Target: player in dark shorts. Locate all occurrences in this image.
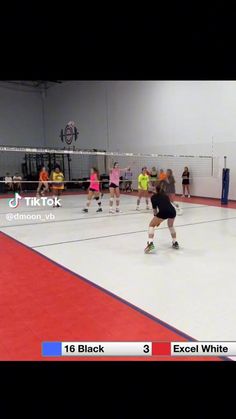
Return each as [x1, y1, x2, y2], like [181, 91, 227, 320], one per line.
[144, 183, 179, 253]
[182, 166, 190, 197]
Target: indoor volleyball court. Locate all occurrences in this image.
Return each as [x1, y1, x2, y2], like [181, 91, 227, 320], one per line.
[0, 146, 235, 361]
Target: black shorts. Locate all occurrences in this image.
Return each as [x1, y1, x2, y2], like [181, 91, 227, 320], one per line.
[89, 188, 99, 192]
[156, 209, 176, 219]
[109, 183, 119, 189]
[182, 180, 190, 185]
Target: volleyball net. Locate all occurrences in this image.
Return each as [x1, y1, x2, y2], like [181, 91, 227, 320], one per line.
[0, 146, 219, 193]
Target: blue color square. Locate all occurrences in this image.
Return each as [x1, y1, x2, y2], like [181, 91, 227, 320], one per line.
[42, 342, 62, 356]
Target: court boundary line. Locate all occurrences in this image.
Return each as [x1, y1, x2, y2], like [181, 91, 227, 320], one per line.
[31, 215, 236, 248]
[0, 230, 229, 361]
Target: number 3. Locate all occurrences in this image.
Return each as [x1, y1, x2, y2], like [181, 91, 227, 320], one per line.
[143, 344, 150, 353]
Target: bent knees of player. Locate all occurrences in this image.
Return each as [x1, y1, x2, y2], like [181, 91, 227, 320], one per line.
[149, 217, 162, 228]
[148, 218, 163, 239]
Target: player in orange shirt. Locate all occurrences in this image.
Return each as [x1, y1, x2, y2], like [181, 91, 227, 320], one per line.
[159, 169, 167, 181]
[36, 166, 49, 196]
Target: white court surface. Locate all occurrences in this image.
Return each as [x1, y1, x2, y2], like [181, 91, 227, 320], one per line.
[1, 193, 236, 344]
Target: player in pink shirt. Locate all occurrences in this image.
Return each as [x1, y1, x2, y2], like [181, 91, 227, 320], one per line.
[82, 168, 102, 213]
[109, 162, 129, 213]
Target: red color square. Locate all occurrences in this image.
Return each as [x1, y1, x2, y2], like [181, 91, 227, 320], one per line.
[152, 342, 171, 356]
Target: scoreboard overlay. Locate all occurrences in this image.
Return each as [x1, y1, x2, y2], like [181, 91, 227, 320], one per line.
[42, 341, 236, 357]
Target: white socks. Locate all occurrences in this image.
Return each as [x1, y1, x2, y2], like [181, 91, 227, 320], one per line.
[148, 226, 154, 236]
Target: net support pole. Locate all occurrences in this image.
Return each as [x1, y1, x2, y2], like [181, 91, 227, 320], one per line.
[221, 156, 230, 205]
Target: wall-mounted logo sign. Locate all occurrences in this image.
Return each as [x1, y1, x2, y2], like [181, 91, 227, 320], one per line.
[60, 121, 79, 145]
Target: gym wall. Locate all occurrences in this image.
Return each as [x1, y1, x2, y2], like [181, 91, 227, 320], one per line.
[43, 81, 108, 150]
[44, 80, 236, 200]
[0, 84, 45, 147]
[0, 83, 45, 177]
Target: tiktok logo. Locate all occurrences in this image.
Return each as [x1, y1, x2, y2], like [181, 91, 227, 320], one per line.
[9, 193, 22, 209]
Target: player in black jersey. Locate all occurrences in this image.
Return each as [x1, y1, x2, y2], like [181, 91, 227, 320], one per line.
[144, 183, 179, 253]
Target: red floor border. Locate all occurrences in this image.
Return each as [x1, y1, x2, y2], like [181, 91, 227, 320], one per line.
[0, 231, 228, 361]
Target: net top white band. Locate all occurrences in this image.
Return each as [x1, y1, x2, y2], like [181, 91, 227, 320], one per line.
[0, 145, 213, 159]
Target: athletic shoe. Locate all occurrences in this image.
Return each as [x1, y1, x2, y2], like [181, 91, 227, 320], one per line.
[172, 241, 179, 249]
[96, 208, 102, 212]
[116, 208, 120, 213]
[146, 207, 150, 210]
[188, 195, 191, 198]
[109, 209, 115, 214]
[144, 242, 155, 253]
[82, 208, 88, 213]
[136, 207, 140, 211]
[181, 195, 185, 197]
